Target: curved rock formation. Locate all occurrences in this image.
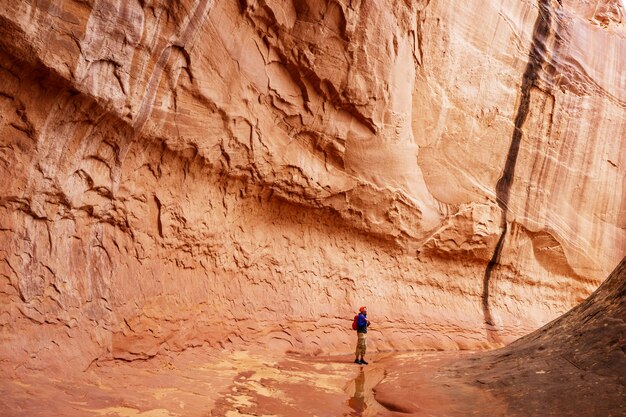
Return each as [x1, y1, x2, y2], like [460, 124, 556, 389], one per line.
[374, 255, 626, 416]
[463, 254, 626, 415]
[0, 0, 624, 374]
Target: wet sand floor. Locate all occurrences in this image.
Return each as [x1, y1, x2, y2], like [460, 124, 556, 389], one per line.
[0, 348, 499, 417]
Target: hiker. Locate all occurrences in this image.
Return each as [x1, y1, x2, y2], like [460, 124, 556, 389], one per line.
[354, 306, 370, 365]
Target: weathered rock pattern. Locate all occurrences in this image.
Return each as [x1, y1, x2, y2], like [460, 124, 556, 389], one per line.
[462, 254, 626, 416]
[374, 255, 626, 416]
[0, 0, 624, 373]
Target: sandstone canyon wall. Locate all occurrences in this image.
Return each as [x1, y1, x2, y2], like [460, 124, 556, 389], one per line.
[0, 0, 624, 374]
[468, 253, 626, 415]
[372, 255, 626, 416]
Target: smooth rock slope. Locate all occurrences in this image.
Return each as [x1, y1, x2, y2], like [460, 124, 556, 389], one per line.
[374, 255, 626, 416]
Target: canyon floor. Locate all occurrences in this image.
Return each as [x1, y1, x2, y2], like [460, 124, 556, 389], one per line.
[0, 348, 493, 417]
[2, 346, 623, 417]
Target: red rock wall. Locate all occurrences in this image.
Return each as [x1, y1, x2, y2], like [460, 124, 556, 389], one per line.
[0, 0, 624, 373]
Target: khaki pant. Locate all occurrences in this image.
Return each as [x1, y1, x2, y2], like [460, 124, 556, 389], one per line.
[355, 332, 367, 357]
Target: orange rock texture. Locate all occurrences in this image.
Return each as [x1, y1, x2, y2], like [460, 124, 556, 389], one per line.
[373, 256, 626, 416]
[0, 0, 624, 373]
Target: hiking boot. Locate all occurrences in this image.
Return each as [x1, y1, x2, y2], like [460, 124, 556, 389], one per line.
[359, 359, 368, 365]
[354, 359, 361, 364]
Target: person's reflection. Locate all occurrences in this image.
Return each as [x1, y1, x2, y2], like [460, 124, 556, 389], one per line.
[348, 367, 366, 415]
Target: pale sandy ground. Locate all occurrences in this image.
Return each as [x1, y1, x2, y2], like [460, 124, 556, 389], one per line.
[1, 347, 494, 417]
[1, 347, 395, 417]
[5, 346, 618, 417]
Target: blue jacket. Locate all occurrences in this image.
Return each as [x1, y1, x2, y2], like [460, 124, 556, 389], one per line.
[357, 313, 368, 333]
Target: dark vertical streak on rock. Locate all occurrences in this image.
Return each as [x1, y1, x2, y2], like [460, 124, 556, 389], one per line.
[481, 0, 556, 343]
[154, 195, 163, 238]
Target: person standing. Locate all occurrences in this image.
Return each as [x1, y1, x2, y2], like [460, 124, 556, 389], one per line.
[355, 306, 370, 364]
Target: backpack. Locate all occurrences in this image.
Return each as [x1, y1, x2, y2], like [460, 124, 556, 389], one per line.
[352, 314, 358, 330]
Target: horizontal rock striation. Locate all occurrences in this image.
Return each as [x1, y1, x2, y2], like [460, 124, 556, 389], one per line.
[452, 254, 626, 416]
[0, 0, 624, 373]
[372, 255, 626, 416]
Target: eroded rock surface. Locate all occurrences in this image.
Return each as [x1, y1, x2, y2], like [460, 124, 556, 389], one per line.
[374, 255, 626, 416]
[0, 0, 624, 374]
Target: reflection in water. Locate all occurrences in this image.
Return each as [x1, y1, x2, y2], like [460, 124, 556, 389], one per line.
[348, 368, 366, 415]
